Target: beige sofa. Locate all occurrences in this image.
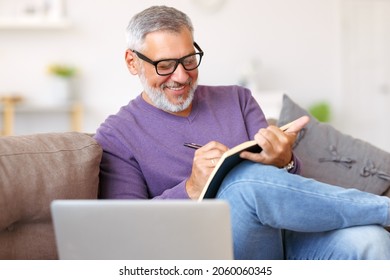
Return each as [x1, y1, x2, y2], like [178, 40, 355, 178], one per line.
[0, 132, 102, 259]
[1, 94, 389, 260]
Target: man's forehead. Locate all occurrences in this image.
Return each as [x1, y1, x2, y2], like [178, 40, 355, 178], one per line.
[142, 30, 195, 58]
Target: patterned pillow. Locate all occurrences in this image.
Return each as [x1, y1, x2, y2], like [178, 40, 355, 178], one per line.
[277, 94, 390, 196]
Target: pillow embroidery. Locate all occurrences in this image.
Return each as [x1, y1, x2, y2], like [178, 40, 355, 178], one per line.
[361, 161, 390, 181]
[319, 145, 356, 169]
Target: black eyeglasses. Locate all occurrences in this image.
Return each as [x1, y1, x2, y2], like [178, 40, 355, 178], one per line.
[132, 42, 204, 76]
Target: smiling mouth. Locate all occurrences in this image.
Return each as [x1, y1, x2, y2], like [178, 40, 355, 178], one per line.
[162, 79, 192, 91]
[166, 84, 186, 91]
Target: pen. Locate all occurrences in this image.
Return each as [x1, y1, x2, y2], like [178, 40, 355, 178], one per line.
[184, 143, 203, 150]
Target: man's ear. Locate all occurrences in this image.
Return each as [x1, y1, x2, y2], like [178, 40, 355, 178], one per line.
[125, 49, 139, 75]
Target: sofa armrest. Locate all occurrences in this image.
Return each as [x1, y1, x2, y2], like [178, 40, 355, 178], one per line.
[0, 132, 102, 259]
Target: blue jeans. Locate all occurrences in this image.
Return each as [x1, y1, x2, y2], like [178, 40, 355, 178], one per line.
[216, 161, 390, 259]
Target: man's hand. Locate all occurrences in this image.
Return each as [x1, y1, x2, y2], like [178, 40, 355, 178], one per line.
[186, 141, 228, 199]
[240, 116, 310, 167]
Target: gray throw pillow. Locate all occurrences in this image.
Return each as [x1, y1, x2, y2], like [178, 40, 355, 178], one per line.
[277, 94, 390, 196]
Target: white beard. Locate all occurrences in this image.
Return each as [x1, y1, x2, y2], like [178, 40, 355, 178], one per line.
[139, 72, 197, 113]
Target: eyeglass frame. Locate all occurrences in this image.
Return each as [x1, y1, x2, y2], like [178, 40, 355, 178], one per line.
[131, 42, 204, 76]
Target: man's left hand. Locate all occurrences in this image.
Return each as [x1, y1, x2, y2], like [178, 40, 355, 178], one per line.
[240, 116, 309, 167]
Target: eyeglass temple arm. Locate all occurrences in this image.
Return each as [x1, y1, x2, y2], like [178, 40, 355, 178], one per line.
[193, 42, 203, 54]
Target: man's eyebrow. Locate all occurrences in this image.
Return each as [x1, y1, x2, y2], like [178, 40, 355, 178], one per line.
[154, 49, 197, 61]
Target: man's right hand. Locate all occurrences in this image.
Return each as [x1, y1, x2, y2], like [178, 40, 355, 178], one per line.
[185, 141, 228, 199]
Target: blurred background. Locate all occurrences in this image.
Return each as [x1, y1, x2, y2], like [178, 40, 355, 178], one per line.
[0, 0, 389, 151]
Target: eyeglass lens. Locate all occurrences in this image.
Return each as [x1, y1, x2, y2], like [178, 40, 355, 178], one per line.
[156, 53, 202, 75]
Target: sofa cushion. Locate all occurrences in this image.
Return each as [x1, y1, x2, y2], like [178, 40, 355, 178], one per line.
[0, 132, 102, 259]
[277, 94, 390, 196]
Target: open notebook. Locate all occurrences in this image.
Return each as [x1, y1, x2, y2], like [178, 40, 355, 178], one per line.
[51, 199, 233, 260]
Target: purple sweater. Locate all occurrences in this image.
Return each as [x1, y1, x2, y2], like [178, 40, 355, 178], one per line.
[94, 85, 300, 199]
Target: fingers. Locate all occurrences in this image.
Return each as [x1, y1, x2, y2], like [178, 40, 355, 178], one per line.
[240, 117, 307, 166]
[240, 127, 289, 166]
[282, 115, 310, 133]
[240, 149, 265, 163]
[255, 115, 310, 153]
[195, 141, 228, 167]
[255, 126, 289, 153]
[186, 141, 229, 199]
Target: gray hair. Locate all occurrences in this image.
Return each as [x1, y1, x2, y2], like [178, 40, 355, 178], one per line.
[126, 6, 194, 51]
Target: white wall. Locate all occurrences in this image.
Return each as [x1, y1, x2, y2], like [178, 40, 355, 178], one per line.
[0, 0, 342, 133]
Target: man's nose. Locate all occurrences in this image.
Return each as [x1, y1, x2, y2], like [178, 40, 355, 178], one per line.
[170, 63, 190, 82]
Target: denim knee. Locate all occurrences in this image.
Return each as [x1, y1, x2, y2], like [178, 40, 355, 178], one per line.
[285, 225, 390, 260]
[335, 225, 390, 260]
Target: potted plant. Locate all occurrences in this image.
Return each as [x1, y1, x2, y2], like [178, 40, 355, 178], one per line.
[46, 64, 77, 105]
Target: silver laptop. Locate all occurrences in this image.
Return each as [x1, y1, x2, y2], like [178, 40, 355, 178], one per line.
[51, 199, 233, 260]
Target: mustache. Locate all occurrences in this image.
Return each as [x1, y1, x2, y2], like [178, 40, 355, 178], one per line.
[161, 78, 192, 89]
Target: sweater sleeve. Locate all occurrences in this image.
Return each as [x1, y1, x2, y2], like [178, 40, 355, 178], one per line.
[94, 124, 190, 200]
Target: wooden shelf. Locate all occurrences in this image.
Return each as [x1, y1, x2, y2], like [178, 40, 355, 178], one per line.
[0, 97, 83, 135]
[0, 17, 71, 30]
[13, 103, 78, 113]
